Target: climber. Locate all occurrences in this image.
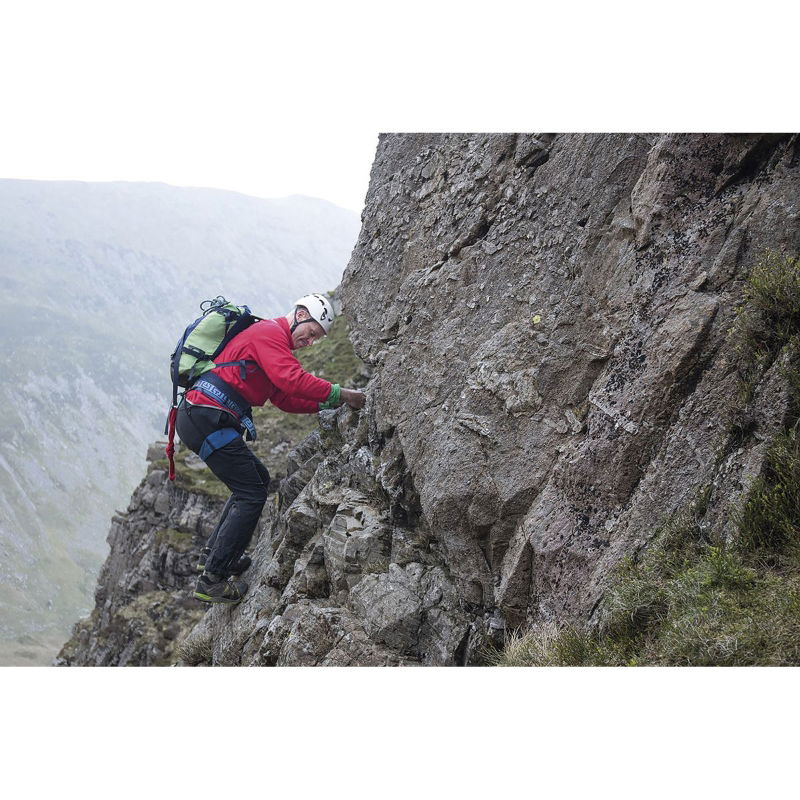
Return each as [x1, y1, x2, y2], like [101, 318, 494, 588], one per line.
[175, 293, 366, 605]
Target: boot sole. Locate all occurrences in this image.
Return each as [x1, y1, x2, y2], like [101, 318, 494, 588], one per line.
[193, 591, 244, 605]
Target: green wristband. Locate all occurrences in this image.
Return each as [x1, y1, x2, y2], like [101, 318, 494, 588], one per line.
[318, 383, 341, 410]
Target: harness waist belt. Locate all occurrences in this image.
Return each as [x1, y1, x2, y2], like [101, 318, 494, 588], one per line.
[192, 374, 257, 442]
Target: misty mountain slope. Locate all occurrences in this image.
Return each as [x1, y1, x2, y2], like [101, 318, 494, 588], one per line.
[0, 179, 359, 664]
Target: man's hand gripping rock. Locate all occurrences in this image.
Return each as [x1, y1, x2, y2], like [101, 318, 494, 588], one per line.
[340, 388, 366, 409]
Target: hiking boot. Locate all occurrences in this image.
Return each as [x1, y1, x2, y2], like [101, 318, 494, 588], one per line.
[196, 548, 252, 575]
[193, 572, 249, 605]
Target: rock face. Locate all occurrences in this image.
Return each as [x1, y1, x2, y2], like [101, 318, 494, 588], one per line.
[177, 411, 467, 666]
[341, 133, 800, 639]
[61, 133, 800, 665]
[56, 457, 225, 666]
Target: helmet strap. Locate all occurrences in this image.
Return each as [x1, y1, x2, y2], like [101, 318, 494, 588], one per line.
[290, 308, 304, 333]
[290, 306, 322, 335]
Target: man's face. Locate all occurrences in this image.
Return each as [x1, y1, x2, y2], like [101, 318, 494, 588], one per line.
[292, 319, 326, 349]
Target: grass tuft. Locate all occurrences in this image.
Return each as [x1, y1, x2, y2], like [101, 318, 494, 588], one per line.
[735, 427, 800, 563]
[729, 251, 800, 409]
[743, 250, 800, 329]
[490, 529, 800, 666]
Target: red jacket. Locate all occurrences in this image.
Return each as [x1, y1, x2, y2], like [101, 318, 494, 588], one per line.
[185, 316, 331, 414]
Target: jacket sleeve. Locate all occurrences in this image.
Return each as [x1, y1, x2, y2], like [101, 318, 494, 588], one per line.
[252, 321, 332, 403]
[269, 387, 321, 414]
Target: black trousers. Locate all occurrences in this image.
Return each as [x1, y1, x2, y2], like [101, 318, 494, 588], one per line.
[175, 401, 270, 577]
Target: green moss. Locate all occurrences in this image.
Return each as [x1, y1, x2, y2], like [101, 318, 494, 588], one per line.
[147, 450, 228, 499]
[170, 447, 229, 500]
[154, 528, 194, 553]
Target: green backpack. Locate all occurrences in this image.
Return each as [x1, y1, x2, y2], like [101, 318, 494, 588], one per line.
[169, 296, 261, 396]
[164, 297, 261, 478]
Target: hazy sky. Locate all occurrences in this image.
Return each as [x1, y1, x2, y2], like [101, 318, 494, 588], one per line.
[0, 3, 382, 214]
[0, 2, 792, 219]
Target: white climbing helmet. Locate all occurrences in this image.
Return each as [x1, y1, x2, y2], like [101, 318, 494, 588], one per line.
[293, 293, 335, 334]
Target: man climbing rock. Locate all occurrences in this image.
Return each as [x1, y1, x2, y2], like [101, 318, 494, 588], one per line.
[175, 294, 366, 605]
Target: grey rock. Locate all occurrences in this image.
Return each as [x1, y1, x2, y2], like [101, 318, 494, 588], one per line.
[350, 563, 426, 653]
[323, 489, 391, 591]
[341, 132, 800, 629]
[146, 442, 168, 462]
[349, 563, 469, 664]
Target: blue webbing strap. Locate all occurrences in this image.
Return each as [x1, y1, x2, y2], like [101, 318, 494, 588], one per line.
[192, 375, 258, 442]
[240, 416, 257, 442]
[199, 427, 241, 462]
